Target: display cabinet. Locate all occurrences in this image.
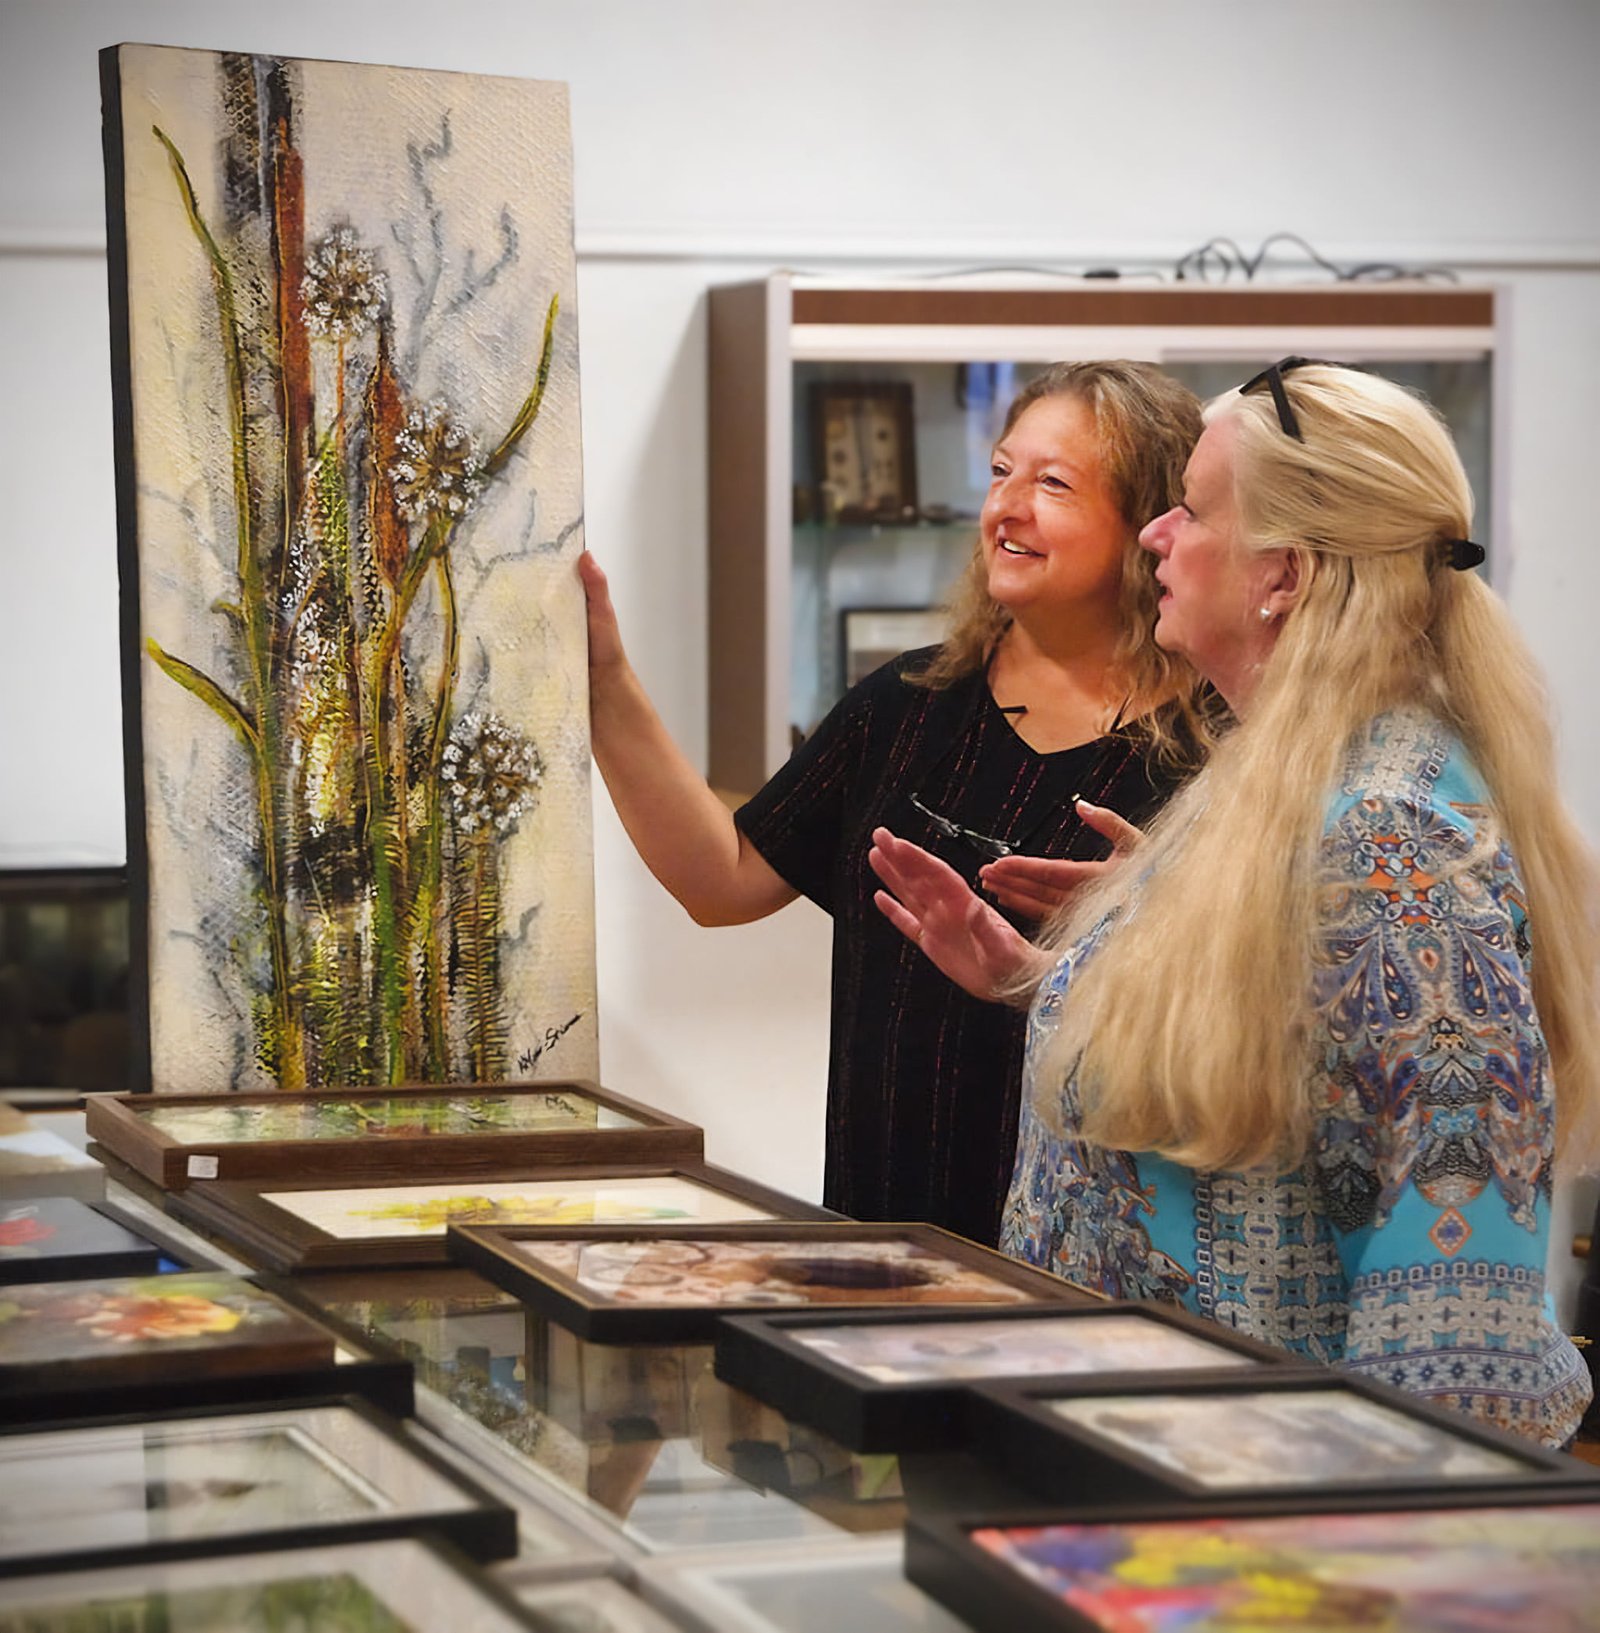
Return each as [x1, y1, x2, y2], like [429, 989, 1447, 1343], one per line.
[707, 277, 1500, 793]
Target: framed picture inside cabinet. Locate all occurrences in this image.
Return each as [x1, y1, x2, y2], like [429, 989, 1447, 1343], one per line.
[170, 1161, 837, 1272]
[808, 381, 918, 523]
[840, 607, 945, 691]
[0, 1269, 412, 1424]
[85, 1080, 702, 1189]
[713, 1300, 1294, 1453]
[0, 1395, 517, 1576]
[445, 1220, 1092, 1343]
[0, 1533, 536, 1629]
[905, 1494, 1600, 1633]
[964, 1370, 1600, 1509]
[0, 1196, 162, 1284]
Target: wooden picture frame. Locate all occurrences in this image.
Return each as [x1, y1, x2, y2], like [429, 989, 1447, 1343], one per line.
[168, 1160, 839, 1272]
[964, 1368, 1600, 1508]
[0, 1195, 162, 1285]
[0, 1268, 413, 1424]
[808, 381, 918, 523]
[445, 1220, 1093, 1343]
[0, 1101, 107, 1203]
[905, 1491, 1600, 1633]
[0, 1533, 538, 1630]
[840, 606, 945, 691]
[0, 1394, 517, 1576]
[712, 1301, 1296, 1453]
[85, 1079, 702, 1189]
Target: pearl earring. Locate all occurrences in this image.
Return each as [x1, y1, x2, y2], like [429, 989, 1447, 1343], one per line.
[1258, 605, 1274, 623]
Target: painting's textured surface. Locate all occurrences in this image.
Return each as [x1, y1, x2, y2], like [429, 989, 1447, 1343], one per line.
[107, 44, 596, 1091]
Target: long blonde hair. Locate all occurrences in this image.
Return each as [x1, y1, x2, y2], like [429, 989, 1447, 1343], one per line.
[913, 360, 1212, 761]
[1035, 365, 1600, 1171]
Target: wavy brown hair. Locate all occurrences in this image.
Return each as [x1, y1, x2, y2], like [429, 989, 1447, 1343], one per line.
[910, 360, 1210, 757]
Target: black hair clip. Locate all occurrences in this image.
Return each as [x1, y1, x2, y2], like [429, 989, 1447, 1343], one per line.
[1445, 537, 1486, 571]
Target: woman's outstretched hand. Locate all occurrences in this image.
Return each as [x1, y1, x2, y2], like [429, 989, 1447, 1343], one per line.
[869, 827, 1051, 1004]
[976, 799, 1144, 921]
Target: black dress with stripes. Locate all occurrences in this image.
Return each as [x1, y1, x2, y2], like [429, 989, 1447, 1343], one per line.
[736, 648, 1188, 1246]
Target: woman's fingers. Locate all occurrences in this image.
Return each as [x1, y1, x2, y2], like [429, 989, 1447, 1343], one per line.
[578, 550, 626, 670]
[1075, 798, 1144, 853]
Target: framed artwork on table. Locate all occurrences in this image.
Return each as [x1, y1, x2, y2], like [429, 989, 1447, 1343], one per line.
[445, 1221, 1092, 1343]
[839, 607, 945, 691]
[0, 1196, 162, 1284]
[808, 381, 918, 523]
[169, 1161, 836, 1272]
[0, 1395, 516, 1575]
[0, 1269, 413, 1424]
[713, 1301, 1295, 1453]
[905, 1495, 1600, 1633]
[0, 1534, 536, 1629]
[964, 1370, 1600, 1508]
[85, 1080, 702, 1189]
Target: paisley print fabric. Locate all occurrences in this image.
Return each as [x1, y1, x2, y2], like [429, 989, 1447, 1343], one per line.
[1000, 708, 1591, 1445]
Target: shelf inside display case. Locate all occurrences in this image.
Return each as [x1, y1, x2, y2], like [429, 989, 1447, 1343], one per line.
[709, 277, 1500, 794]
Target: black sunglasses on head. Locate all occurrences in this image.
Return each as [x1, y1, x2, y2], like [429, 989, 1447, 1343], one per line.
[1236, 355, 1339, 441]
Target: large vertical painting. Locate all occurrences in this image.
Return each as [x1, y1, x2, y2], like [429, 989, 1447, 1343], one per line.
[101, 44, 598, 1092]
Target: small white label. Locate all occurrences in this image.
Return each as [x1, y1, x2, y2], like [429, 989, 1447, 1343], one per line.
[187, 1154, 220, 1179]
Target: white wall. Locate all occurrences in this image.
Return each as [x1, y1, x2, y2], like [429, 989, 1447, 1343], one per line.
[2, 0, 1597, 1307]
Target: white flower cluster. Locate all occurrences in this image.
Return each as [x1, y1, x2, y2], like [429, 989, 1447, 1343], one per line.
[443, 712, 544, 837]
[301, 225, 387, 341]
[391, 400, 486, 522]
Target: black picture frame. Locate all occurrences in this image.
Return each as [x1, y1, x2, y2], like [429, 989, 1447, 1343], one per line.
[964, 1367, 1600, 1508]
[168, 1160, 840, 1272]
[905, 1489, 1600, 1633]
[0, 1393, 518, 1577]
[0, 1195, 162, 1285]
[713, 1300, 1298, 1453]
[0, 1268, 412, 1425]
[446, 1220, 1094, 1344]
[808, 380, 918, 523]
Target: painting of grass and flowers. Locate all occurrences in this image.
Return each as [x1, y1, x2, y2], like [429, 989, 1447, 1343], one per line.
[102, 43, 597, 1093]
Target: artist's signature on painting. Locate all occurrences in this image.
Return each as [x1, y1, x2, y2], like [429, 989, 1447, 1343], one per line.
[518, 1014, 582, 1074]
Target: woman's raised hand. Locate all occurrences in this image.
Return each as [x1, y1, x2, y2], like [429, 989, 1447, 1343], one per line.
[578, 549, 627, 676]
[977, 799, 1144, 920]
[869, 827, 1051, 1003]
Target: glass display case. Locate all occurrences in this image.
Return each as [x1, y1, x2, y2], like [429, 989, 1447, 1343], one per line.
[708, 278, 1500, 793]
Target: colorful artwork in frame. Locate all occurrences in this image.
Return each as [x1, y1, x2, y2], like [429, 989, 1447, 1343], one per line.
[0, 1271, 332, 1392]
[0, 1400, 515, 1572]
[1045, 1387, 1530, 1489]
[101, 43, 597, 1093]
[0, 1535, 535, 1632]
[0, 1197, 161, 1284]
[961, 1504, 1600, 1632]
[264, 1174, 778, 1238]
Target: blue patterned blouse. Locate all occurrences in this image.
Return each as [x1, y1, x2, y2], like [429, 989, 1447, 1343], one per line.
[1000, 707, 1592, 1446]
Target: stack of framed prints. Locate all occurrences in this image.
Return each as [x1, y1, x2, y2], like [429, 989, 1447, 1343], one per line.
[168, 1161, 835, 1272]
[0, 1396, 516, 1575]
[0, 1196, 162, 1283]
[446, 1221, 1093, 1342]
[962, 1370, 1600, 1507]
[905, 1495, 1600, 1632]
[85, 1080, 703, 1189]
[0, 1269, 412, 1422]
[0, 1535, 538, 1630]
[713, 1302, 1295, 1452]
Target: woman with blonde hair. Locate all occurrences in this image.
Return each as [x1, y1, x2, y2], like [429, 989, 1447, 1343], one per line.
[582, 361, 1210, 1244]
[872, 359, 1600, 1442]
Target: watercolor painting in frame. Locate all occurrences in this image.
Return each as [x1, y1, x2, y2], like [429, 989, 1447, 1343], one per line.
[102, 42, 597, 1094]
